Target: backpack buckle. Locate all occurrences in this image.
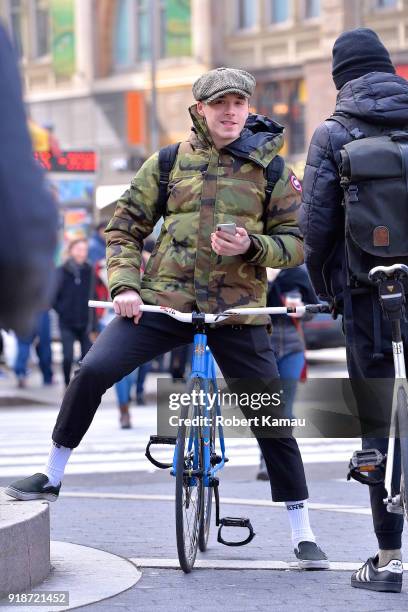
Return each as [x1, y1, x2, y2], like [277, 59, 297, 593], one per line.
[347, 185, 359, 203]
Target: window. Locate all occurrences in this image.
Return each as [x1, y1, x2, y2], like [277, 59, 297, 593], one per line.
[255, 79, 305, 156]
[270, 0, 290, 24]
[159, 0, 166, 59]
[114, 0, 132, 67]
[10, 0, 23, 58]
[376, 0, 397, 7]
[112, 0, 192, 68]
[305, 0, 320, 19]
[34, 0, 50, 58]
[237, 0, 257, 30]
[136, 0, 150, 61]
[162, 0, 192, 58]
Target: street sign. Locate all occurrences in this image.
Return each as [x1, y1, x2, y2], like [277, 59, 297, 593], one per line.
[34, 150, 97, 173]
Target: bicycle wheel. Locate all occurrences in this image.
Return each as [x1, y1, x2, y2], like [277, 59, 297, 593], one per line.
[175, 377, 204, 572]
[397, 386, 408, 522]
[198, 379, 216, 552]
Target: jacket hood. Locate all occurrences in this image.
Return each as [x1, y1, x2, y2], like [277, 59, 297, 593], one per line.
[188, 104, 284, 168]
[335, 72, 408, 125]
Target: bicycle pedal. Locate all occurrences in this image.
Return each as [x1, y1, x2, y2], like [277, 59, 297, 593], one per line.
[347, 449, 386, 486]
[145, 435, 176, 469]
[386, 494, 404, 515]
[220, 517, 250, 528]
[149, 435, 176, 445]
[387, 503, 404, 515]
[217, 516, 255, 547]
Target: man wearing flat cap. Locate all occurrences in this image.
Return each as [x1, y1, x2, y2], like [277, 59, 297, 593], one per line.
[6, 67, 328, 569]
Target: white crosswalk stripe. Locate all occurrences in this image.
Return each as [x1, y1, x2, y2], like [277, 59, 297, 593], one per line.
[0, 404, 359, 477]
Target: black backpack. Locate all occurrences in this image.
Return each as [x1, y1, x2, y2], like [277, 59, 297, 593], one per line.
[330, 114, 408, 286]
[157, 142, 285, 221]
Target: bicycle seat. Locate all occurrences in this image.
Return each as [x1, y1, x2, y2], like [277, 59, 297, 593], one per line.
[368, 264, 408, 284]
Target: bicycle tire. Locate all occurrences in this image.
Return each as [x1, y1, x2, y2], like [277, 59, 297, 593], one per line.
[397, 385, 408, 522]
[175, 377, 204, 572]
[198, 379, 216, 552]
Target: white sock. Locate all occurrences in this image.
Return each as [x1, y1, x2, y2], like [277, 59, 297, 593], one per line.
[285, 499, 316, 549]
[44, 442, 72, 486]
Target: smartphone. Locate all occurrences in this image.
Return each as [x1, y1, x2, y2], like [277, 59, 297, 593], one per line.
[216, 223, 236, 235]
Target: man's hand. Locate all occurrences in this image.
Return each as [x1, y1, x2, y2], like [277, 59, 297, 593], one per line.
[113, 289, 144, 324]
[211, 227, 251, 256]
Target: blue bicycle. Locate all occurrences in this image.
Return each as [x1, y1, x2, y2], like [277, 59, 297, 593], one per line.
[144, 309, 257, 572]
[90, 301, 327, 573]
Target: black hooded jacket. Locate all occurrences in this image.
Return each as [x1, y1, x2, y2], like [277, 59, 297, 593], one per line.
[53, 259, 95, 329]
[299, 72, 408, 302]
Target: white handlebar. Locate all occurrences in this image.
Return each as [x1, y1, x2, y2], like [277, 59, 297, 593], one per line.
[87, 300, 325, 323]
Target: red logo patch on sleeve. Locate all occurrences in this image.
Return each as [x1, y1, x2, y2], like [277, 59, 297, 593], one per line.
[290, 174, 302, 193]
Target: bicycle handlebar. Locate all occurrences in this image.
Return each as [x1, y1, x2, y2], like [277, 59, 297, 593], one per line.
[88, 300, 330, 323]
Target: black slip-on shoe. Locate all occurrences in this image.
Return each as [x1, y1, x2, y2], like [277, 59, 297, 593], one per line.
[294, 541, 330, 570]
[351, 555, 403, 593]
[5, 473, 61, 502]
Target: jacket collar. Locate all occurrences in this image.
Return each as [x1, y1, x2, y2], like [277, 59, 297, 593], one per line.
[335, 72, 408, 125]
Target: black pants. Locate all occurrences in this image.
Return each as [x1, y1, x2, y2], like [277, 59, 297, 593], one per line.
[59, 324, 92, 386]
[53, 313, 308, 502]
[344, 290, 405, 550]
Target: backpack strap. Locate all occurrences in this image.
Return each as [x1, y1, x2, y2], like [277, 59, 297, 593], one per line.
[264, 154, 285, 208]
[328, 113, 393, 139]
[157, 142, 180, 219]
[328, 114, 366, 139]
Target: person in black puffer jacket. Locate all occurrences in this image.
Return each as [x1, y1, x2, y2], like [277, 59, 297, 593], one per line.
[257, 265, 318, 480]
[54, 239, 96, 386]
[300, 28, 407, 592]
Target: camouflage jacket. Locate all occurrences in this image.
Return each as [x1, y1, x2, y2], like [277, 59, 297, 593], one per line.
[105, 105, 304, 325]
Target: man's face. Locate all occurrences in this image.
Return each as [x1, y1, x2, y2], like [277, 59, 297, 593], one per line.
[70, 240, 88, 264]
[197, 94, 249, 148]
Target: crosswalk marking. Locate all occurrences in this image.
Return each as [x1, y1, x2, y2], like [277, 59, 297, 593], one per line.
[0, 404, 359, 477]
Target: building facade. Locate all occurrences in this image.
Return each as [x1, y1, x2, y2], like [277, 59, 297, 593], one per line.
[1, 0, 219, 219]
[221, 0, 408, 176]
[2, 0, 408, 221]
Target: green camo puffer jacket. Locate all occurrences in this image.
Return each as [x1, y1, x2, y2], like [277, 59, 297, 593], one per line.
[105, 105, 304, 325]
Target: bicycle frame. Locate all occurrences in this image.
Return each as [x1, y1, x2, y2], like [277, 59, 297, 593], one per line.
[368, 265, 408, 512]
[384, 320, 408, 507]
[170, 332, 227, 488]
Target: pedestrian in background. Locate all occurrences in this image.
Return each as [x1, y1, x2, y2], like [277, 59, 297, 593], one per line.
[257, 266, 318, 480]
[14, 310, 53, 388]
[53, 238, 96, 387]
[88, 221, 108, 265]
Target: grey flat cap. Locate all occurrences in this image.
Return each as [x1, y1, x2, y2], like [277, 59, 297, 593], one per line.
[192, 67, 256, 103]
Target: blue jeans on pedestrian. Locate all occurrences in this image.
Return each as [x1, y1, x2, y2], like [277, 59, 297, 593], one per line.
[115, 369, 138, 405]
[14, 311, 53, 384]
[277, 351, 305, 419]
[136, 362, 151, 397]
